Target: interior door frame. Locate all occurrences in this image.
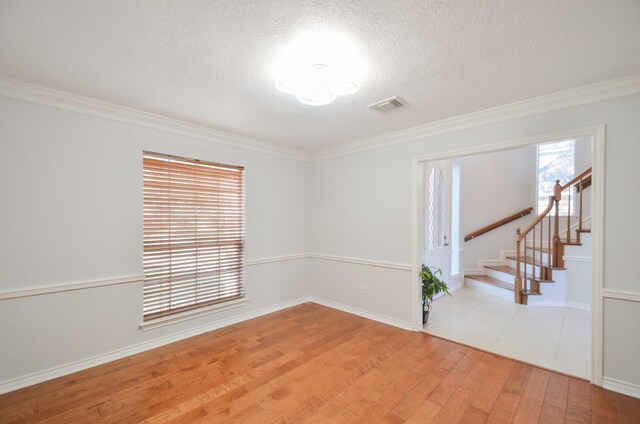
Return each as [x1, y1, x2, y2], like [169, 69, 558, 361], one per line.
[410, 125, 605, 386]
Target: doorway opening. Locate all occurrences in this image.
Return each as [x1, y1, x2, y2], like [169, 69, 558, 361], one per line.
[412, 127, 603, 382]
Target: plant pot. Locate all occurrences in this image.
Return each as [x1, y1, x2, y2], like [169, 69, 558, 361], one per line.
[422, 310, 430, 325]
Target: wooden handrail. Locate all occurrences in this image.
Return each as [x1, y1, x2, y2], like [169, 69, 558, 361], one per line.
[515, 199, 554, 242]
[465, 207, 533, 242]
[561, 167, 592, 190]
[575, 175, 591, 193]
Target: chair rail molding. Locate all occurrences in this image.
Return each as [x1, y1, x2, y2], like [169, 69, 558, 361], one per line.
[308, 253, 411, 271]
[602, 289, 640, 303]
[0, 253, 411, 301]
[0, 274, 144, 300]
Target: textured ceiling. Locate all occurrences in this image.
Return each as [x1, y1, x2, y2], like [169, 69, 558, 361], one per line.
[1, 0, 640, 152]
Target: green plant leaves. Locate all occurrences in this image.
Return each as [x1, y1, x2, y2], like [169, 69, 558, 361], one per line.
[420, 264, 451, 312]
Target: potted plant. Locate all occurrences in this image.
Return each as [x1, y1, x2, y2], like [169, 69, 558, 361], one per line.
[420, 265, 451, 325]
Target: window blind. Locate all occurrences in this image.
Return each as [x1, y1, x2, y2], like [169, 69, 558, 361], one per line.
[143, 151, 245, 321]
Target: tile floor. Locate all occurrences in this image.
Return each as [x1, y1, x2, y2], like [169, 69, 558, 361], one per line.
[423, 286, 591, 379]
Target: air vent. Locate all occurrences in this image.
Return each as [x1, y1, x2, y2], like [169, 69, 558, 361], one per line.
[368, 96, 405, 112]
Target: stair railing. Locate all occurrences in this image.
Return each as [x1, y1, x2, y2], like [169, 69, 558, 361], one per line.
[514, 167, 592, 304]
[464, 207, 533, 242]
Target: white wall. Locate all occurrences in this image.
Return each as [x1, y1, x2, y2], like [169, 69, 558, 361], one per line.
[454, 147, 536, 269]
[309, 93, 640, 391]
[0, 96, 310, 388]
[309, 148, 415, 326]
[2, 90, 640, 397]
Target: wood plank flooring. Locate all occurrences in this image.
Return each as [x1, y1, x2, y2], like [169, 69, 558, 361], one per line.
[1, 303, 638, 423]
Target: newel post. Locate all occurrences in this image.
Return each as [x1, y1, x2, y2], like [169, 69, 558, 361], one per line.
[514, 228, 522, 304]
[552, 179, 561, 268]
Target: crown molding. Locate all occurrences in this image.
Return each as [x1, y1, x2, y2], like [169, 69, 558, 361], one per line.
[3, 73, 640, 162]
[0, 77, 310, 161]
[311, 73, 640, 160]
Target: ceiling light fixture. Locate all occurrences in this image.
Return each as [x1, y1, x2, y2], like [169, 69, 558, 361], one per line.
[274, 30, 365, 106]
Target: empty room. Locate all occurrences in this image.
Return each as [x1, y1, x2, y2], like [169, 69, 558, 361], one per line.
[1, 1, 640, 423]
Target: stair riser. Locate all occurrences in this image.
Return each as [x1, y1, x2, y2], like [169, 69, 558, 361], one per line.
[506, 253, 553, 267]
[525, 247, 554, 259]
[504, 258, 547, 275]
[528, 280, 541, 294]
[483, 267, 515, 282]
[464, 277, 514, 302]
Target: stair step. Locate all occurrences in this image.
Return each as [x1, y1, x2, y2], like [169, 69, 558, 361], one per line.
[465, 274, 514, 291]
[520, 290, 543, 296]
[485, 265, 551, 283]
[561, 241, 582, 246]
[485, 265, 517, 276]
[576, 228, 591, 233]
[505, 256, 565, 270]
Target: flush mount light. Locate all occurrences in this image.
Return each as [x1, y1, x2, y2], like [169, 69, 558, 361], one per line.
[274, 30, 365, 106]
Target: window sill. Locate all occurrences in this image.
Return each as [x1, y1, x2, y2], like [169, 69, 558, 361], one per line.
[139, 297, 249, 331]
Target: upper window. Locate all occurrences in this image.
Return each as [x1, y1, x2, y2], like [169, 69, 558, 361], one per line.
[536, 140, 575, 215]
[143, 152, 245, 321]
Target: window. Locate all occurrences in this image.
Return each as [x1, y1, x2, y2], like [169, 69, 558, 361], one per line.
[427, 167, 445, 250]
[143, 151, 245, 321]
[536, 140, 575, 215]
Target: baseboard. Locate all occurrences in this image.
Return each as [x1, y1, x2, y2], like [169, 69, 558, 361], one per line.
[308, 296, 413, 331]
[526, 299, 591, 310]
[0, 296, 311, 395]
[603, 377, 640, 399]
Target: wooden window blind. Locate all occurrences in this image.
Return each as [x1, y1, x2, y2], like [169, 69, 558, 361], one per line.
[143, 151, 245, 321]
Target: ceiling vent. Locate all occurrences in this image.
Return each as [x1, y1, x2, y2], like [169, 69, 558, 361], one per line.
[368, 96, 405, 112]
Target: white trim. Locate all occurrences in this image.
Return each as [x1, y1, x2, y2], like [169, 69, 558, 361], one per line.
[246, 254, 308, 266]
[139, 297, 250, 331]
[412, 126, 604, 163]
[309, 253, 411, 271]
[0, 296, 311, 395]
[309, 296, 413, 331]
[602, 289, 640, 303]
[563, 255, 591, 263]
[603, 377, 640, 400]
[0, 77, 309, 161]
[2, 74, 638, 163]
[411, 125, 605, 385]
[314, 74, 640, 160]
[0, 254, 408, 301]
[0, 274, 144, 300]
[410, 159, 420, 330]
[591, 126, 605, 386]
[525, 299, 591, 310]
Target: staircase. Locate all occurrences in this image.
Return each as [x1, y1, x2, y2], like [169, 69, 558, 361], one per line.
[464, 167, 592, 305]
[465, 227, 591, 303]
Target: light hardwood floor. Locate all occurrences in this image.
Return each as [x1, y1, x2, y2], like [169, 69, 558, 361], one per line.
[0, 303, 638, 423]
